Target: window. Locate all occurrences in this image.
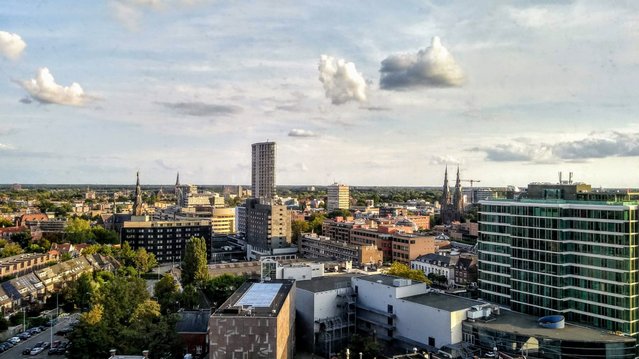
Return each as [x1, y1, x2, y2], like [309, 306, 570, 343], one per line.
[387, 304, 393, 314]
[428, 337, 435, 347]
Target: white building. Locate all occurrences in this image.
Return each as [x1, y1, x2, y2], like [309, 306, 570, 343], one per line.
[411, 253, 457, 287]
[352, 274, 483, 351]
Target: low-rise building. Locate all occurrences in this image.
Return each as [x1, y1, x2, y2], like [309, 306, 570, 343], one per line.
[0, 252, 58, 280]
[390, 233, 435, 265]
[411, 253, 457, 287]
[176, 310, 210, 359]
[209, 280, 296, 359]
[3, 272, 46, 305]
[300, 233, 383, 266]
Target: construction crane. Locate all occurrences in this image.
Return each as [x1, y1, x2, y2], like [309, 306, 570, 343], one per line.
[461, 179, 481, 204]
[461, 179, 481, 188]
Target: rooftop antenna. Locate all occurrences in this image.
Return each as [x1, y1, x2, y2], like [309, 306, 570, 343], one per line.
[569, 172, 573, 184]
[558, 171, 562, 184]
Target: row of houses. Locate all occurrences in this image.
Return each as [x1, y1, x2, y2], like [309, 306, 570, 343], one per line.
[0, 253, 119, 313]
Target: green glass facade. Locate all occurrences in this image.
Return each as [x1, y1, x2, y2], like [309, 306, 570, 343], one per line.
[479, 200, 639, 336]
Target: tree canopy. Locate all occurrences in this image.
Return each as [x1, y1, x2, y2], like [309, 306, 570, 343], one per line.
[67, 274, 180, 359]
[181, 237, 208, 287]
[386, 262, 431, 285]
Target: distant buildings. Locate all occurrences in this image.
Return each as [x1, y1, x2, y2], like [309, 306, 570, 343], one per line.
[209, 280, 296, 359]
[211, 208, 236, 234]
[479, 180, 639, 337]
[327, 182, 349, 212]
[251, 141, 276, 202]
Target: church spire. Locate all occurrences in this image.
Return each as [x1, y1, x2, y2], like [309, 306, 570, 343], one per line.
[453, 165, 463, 214]
[176, 172, 180, 186]
[132, 171, 144, 216]
[441, 165, 451, 206]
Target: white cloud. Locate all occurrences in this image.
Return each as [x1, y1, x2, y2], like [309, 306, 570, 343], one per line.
[380, 36, 465, 90]
[318, 55, 367, 105]
[0, 31, 26, 60]
[110, 0, 162, 29]
[288, 129, 318, 138]
[19, 68, 88, 106]
[0, 143, 14, 150]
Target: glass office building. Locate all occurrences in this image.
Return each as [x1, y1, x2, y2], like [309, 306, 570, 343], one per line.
[478, 182, 639, 336]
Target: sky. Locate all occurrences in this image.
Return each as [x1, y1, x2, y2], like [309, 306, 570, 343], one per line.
[2, 1, 639, 187]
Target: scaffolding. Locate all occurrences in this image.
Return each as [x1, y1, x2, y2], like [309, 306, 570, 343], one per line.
[315, 287, 356, 358]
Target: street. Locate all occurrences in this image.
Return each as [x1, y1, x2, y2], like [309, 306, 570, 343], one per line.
[0, 314, 78, 359]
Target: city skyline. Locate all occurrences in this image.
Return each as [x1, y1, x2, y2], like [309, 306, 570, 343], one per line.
[2, 1, 639, 187]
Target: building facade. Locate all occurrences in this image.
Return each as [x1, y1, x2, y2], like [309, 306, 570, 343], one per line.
[209, 280, 295, 359]
[245, 198, 291, 252]
[211, 207, 236, 234]
[327, 183, 349, 212]
[251, 141, 276, 201]
[479, 182, 639, 336]
[299, 233, 383, 266]
[121, 218, 212, 263]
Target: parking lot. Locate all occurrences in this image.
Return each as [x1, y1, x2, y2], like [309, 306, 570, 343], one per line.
[0, 313, 78, 359]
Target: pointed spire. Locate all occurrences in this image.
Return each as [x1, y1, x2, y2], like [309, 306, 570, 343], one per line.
[133, 171, 144, 216]
[176, 172, 180, 186]
[453, 165, 463, 217]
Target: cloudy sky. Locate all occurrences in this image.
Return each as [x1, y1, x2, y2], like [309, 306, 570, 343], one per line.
[2, 1, 639, 187]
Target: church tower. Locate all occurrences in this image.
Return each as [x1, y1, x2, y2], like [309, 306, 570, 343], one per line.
[452, 165, 463, 219]
[132, 171, 144, 216]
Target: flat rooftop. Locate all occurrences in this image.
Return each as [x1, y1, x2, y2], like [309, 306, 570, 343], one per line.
[467, 309, 635, 343]
[212, 280, 294, 318]
[355, 274, 421, 287]
[296, 274, 361, 293]
[403, 292, 484, 312]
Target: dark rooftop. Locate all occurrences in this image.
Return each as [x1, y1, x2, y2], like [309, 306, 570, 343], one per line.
[296, 274, 361, 293]
[467, 309, 636, 343]
[212, 280, 294, 318]
[402, 291, 483, 312]
[176, 310, 210, 333]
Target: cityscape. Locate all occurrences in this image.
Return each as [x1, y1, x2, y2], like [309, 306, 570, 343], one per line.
[2, 2, 639, 359]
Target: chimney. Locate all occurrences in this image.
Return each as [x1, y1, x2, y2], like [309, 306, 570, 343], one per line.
[558, 171, 562, 184]
[569, 172, 573, 184]
[142, 350, 149, 358]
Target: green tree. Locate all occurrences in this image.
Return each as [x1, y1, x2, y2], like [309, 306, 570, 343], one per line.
[65, 218, 95, 244]
[91, 226, 119, 244]
[68, 274, 181, 359]
[134, 247, 157, 274]
[2, 242, 24, 257]
[347, 334, 382, 358]
[291, 220, 310, 244]
[202, 273, 246, 308]
[10, 231, 31, 248]
[153, 274, 180, 314]
[327, 208, 351, 219]
[386, 262, 431, 285]
[0, 218, 13, 227]
[0, 316, 8, 331]
[181, 237, 208, 287]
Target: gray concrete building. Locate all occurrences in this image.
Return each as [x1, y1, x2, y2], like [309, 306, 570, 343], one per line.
[251, 141, 276, 201]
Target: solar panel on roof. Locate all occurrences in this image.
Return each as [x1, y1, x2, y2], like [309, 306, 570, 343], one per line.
[235, 283, 282, 307]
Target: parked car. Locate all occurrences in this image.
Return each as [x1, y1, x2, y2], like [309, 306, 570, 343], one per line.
[51, 340, 61, 348]
[8, 336, 20, 344]
[23, 347, 34, 355]
[18, 332, 31, 340]
[30, 346, 45, 355]
[54, 328, 73, 336]
[41, 342, 50, 349]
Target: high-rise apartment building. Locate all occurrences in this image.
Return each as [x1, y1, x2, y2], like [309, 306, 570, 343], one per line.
[479, 181, 639, 336]
[245, 198, 291, 252]
[251, 141, 276, 201]
[327, 182, 349, 212]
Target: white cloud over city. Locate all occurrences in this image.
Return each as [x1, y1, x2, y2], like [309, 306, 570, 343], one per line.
[18, 68, 88, 106]
[0, 31, 26, 60]
[318, 55, 367, 105]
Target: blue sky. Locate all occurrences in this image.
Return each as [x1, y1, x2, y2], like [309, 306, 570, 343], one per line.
[2, 1, 639, 187]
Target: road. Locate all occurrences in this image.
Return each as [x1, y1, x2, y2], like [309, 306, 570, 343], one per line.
[0, 313, 78, 359]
